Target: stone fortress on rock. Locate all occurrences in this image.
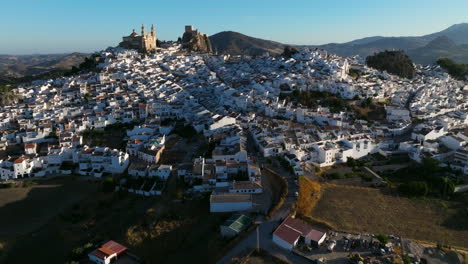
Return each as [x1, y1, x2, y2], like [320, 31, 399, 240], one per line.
[119, 24, 212, 54]
[181, 25, 213, 54]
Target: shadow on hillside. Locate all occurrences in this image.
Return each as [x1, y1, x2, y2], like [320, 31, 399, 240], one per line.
[0, 179, 97, 239]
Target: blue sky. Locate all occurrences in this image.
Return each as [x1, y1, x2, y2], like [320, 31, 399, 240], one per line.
[1, 0, 467, 54]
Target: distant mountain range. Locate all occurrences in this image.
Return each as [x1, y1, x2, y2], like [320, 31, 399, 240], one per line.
[0, 53, 88, 78]
[2, 23, 467, 85]
[209, 23, 468, 64]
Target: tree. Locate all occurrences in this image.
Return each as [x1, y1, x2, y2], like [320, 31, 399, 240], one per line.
[346, 157, 357, 167]
[376, 234, 389, 245]
[360, 97, 373, 108]
[102, 177, 115, 192]
[282, 46, 299, 58]
[403, 254, 412, 264]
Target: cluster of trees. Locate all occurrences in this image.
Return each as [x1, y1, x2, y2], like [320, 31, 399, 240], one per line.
[279, 90, 349, 113]
[346, 157, 366, 168]
[65, 54, 101, 76]
[391, 157, 456, 198]
[360, 97, 375, 109]
[0, 85, 21, 106]
[282, 46, 299, 58]
[366, 50, 416, 79]
[276, 156, 295, 174]
[172, 124, 197, 138]
[437, 58, 468, 80]
[348, 68, 361, 79]
[67, 242, 94, 263]
[325, 171, 372, 182]
[82, 129, 105, 138]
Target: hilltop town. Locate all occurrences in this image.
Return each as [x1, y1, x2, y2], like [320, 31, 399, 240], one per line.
[0, 24, 467, 264]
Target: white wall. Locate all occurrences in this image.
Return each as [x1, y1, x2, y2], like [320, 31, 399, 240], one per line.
[272, 234, 295, 251]
[210, 201, 252, 212]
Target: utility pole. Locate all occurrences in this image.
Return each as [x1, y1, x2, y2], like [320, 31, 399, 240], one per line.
[257, 225, 260, 252]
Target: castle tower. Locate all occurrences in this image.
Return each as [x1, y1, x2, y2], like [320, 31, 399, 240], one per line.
[151, 24, 155, 37]
[141, 24, 146, 36]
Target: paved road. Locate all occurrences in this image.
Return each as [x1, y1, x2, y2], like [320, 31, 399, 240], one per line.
[216, 149, 307, 263]
[216, 194, 310, 264]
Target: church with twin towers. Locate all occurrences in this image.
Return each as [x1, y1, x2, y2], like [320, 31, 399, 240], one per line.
[119, 24, 157, 53]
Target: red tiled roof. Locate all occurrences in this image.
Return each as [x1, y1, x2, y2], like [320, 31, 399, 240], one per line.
[306, 229, 326, 242]
[282, 216, 313, 235]
[14, 158, 25, 164]
[97, 247, 115, 256]
[273, 216, 326, 245]
[102, 240, 127, 255]
[273, 222, 301, 245]
[90, 240, 127, 260]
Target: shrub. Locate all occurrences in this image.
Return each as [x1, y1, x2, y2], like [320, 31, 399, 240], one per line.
[102, 177, 116, 192]
[174, 125, 197, 138]
[328, 172, 345, 179]
[398, 181, 428, 197]
[282, 46, 299, 58]
[437, 58, 468, 80]
[0, 182, 15, 189]
[403, 254, 412, 264]
[376, 234, 389, 245]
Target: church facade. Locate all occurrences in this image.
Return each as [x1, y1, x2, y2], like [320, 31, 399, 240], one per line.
[119, 25, 157, 53]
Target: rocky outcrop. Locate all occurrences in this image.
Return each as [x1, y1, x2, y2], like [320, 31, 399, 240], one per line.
[181, 25, 212, 53]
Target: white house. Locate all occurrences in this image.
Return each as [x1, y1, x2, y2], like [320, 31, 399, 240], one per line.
[149, 164, 172, 180]
[273, 216, 326, 251]
[88, 240, 127, 264]
[229, 181, 262, 194]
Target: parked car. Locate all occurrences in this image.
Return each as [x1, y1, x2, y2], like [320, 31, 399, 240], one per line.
[327, 240, 336, 252]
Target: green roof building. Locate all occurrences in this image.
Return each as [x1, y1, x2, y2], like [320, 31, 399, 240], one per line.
[220, 214, 252, 238]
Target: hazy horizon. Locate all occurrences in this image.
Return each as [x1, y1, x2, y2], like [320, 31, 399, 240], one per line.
[2, 0, 468, 55]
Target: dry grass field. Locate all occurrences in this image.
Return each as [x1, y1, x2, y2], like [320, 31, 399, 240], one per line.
[0, 177, 98, 240]
[2, 177, 229, 264]
[310, 185, 468, 248]
[240, 249, 289, 264]
[294, 176, 321, 216]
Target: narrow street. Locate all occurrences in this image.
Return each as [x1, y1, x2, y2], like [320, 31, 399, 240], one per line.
[217, 132, 305, 263]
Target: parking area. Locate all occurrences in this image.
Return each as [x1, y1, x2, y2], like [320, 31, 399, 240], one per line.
[294, 231, 402, 263]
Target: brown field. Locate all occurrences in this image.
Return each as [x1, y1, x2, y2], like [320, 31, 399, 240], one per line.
[310, 185, 468, 248]
[2, 175, 229, 264]
[294, 176, 321, 216]
[241, 249, 289, 264]
[0, 177, 98, 240]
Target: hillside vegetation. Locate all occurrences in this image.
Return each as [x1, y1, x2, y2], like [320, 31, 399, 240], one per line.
[437, 58, 468, 80]
[0, 85, 21, 106]
[209, 31, 284, 56]
[366, 50, 416, 79]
